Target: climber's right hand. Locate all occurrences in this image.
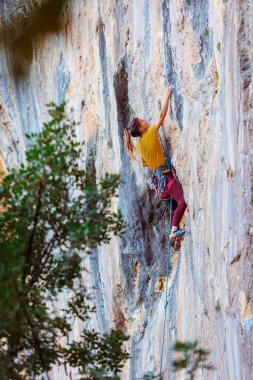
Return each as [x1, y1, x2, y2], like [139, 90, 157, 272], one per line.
[156, 87, 173, 129]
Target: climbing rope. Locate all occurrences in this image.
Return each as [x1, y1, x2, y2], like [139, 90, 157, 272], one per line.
[160, 124, 180, 183]
[157, 103, 182, 378]
[157, 100, 181, 183]
[159, 195, 173, 377]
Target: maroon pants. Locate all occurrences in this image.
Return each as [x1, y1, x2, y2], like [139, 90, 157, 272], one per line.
[159, 171, 187, 227]
[155, 170, 187, 227]
[168, 179, 187, 227]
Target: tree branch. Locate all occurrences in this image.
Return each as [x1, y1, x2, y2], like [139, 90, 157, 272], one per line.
[28, 232, 61, 290]
[22, 177, 45, 283]
[21, 302, 51, 380]
[8, 5, 26, 18]
[8, 281, 49, 380]
[12, 281, 51, 380]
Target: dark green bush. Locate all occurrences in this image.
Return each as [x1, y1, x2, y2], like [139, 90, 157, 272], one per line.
[0, 103, 128, 379]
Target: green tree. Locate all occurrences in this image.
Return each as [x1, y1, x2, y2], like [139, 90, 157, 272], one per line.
[0, 103, 128, 379]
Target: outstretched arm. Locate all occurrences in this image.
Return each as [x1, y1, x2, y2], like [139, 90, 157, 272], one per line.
[156, 87, 173, 130]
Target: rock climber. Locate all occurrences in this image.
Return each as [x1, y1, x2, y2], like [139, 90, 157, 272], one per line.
[123, 87, 187, 248]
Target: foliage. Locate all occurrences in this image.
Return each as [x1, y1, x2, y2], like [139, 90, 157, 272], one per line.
[0, 103, 128, 379]
[65, 329, 128, 379]
[141, 340, 212, 380]
[172, 341, 212, 380]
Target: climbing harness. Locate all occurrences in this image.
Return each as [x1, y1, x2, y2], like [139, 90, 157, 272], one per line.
[147, 166, 175, 201]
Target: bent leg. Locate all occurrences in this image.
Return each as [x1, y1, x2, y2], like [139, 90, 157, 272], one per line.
[168, 180, 187, 227]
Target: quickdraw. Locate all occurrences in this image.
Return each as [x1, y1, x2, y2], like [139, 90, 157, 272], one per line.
[147, 171, 171, 200]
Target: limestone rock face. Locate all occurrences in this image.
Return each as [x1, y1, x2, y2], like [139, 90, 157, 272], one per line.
[0, 1, 252, 379]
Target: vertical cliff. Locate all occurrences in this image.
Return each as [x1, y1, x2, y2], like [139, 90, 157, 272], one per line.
[0, 1, 252, 379]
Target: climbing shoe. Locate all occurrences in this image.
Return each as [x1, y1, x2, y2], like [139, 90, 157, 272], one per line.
[169, 230, 185, 246]
[170, 230, 185, 239]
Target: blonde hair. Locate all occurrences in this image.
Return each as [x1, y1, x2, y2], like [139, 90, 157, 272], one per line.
[123, 118, 141, 160]
[124, 129, 137, 160]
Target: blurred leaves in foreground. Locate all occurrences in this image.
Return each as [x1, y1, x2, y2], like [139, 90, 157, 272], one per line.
[0, 102, 128, 379]
[172, 340, 212, 380]
[142, 340, 212, 380]
[0, 0, 69, 76]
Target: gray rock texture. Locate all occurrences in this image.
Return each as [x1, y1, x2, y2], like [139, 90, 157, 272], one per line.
[0, 1, 252, 379]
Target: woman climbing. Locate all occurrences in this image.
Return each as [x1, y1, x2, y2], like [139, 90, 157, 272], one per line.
[123, 87, 187, 247]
